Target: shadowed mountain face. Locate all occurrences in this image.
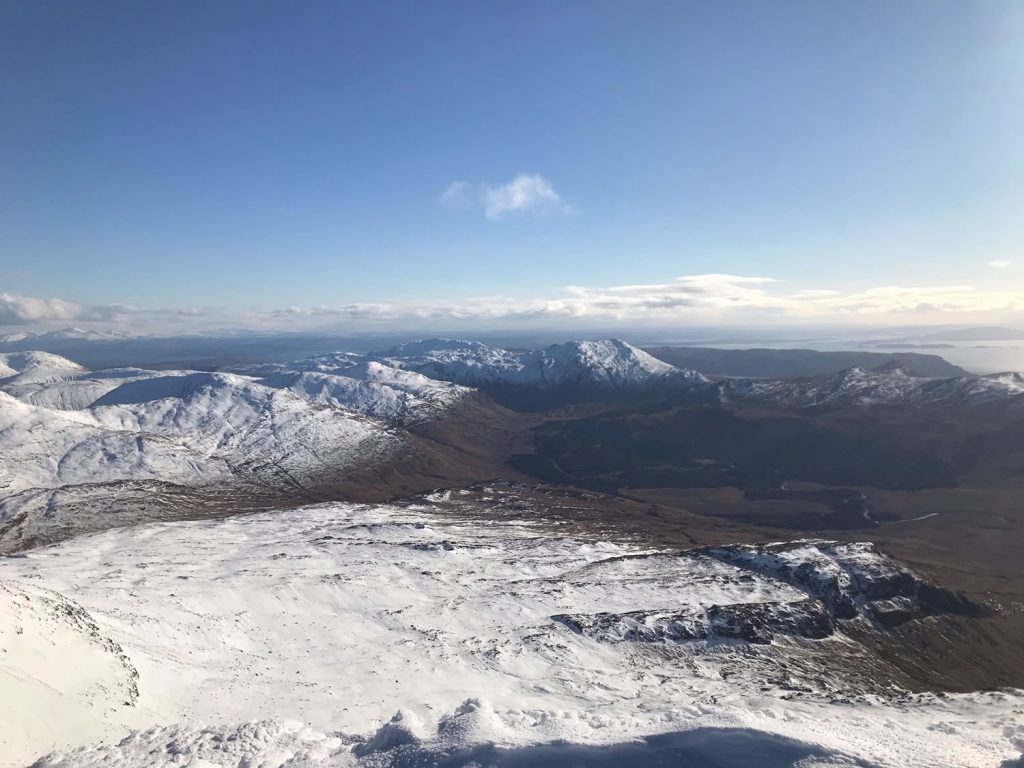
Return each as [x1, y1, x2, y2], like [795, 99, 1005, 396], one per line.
[645, 345, 969, 378]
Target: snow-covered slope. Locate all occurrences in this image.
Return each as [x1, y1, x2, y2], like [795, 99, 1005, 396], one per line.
[0, 351, 493, 548]
[0, 351, 87, 385]
[2, 497, 1019, 767]
[1, 355, 473, 424]
[87, 372, 402, 482]
[2, 366, 170, 411]
[0, 580, 142, 761]
[258, 362, 472, 425]
[379, 338, 709, 390]
[0, 391, 224, 496]
[0, 357, 421, 548]
[0, 375, 401, 499]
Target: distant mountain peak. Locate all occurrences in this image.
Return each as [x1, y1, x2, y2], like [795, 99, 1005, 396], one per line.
[376, 337, 708, 394]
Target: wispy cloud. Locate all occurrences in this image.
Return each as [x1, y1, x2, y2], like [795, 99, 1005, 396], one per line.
[7, 275, 1024, 334]
[230, 276, 1024, 329]
[441, 174, 570, 219]
[989, 259, 1013, 269]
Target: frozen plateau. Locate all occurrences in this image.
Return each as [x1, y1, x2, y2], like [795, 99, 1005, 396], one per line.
[0, 342, 1022, 766]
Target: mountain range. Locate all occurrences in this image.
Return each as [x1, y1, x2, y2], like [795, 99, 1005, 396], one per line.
[2, 338, 1024, 765]
[4, 338, 1024, 551]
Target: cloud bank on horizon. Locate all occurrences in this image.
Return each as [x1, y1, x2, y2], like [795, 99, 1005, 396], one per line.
[5, 274, 1024, 335]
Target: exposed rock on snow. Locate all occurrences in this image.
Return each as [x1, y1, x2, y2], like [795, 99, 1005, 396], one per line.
[701, 540, 988, 626]
[553, 597, 834, 645]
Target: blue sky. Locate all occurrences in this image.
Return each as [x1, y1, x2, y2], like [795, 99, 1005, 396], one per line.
[1, 1, 1023, 332]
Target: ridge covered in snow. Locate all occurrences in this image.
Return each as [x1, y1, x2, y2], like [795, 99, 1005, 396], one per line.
[377, 338, 709, 390]
[0, 351, 88, 386]
[0, 372, 401, 499]
[0, 353, 477, 547]
[369, 339, 1024, 410]
[258, 361, 473, 425]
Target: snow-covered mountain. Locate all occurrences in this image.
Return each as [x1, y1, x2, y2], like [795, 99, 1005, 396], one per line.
[372, 339, 1024, 411]
[3, 494, 1018, 767]
[258, 361, 472, 425]
[0, 373, 401, 499]
[0, 351, 88, 385]
[10, 338, 1022, 413]
[379, 338, 709, 390]
[0, 352, 474, 423]
[0, 352, 481, 548]
[4, 346, 1024, 539]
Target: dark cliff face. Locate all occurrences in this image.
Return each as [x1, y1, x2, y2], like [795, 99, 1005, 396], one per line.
[702, 541, 990, 626]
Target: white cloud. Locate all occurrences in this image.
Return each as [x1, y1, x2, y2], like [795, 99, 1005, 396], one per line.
[0, 292, 135, 326]
[0, 292, 84, 324]
[989, 259, 1012, 269]
[441, 174, 570, 220]
[247, 275, 1024, 329]
[9, 274, 1024, 335]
